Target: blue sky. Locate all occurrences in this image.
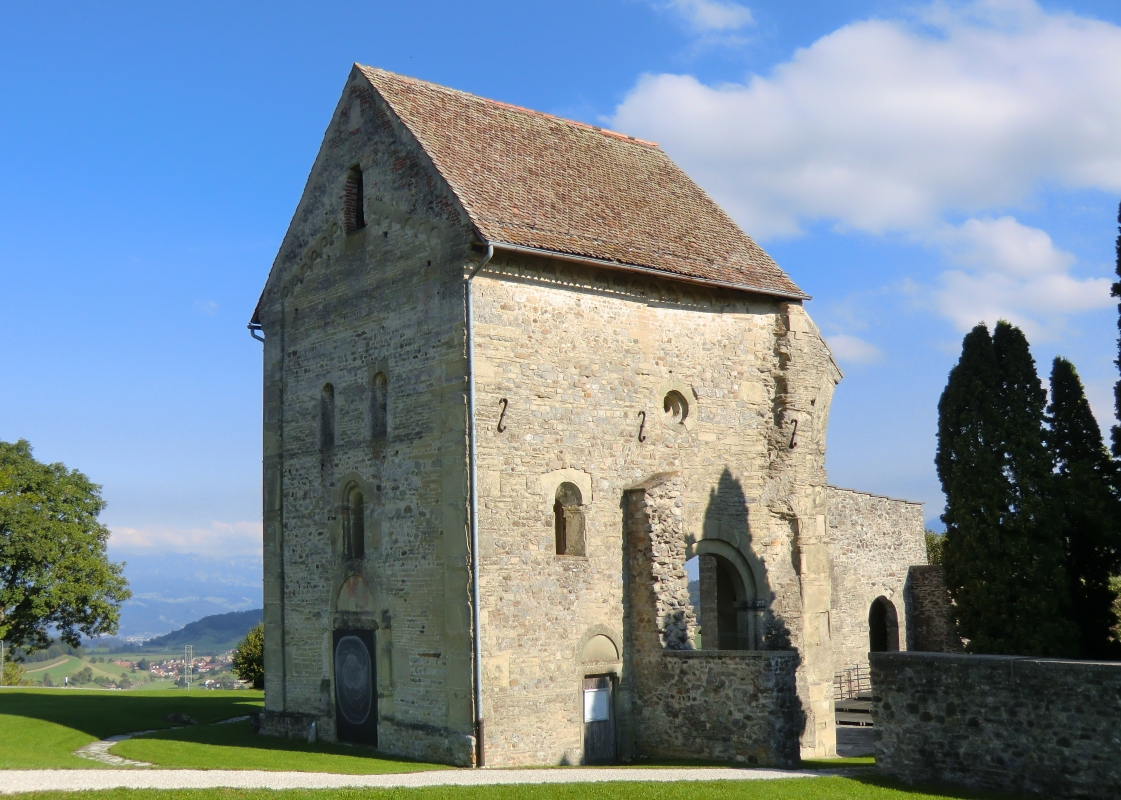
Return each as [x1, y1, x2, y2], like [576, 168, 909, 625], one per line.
[3, 0, 1120, 635]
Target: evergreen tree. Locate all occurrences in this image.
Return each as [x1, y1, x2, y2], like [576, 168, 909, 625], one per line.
[937, 322, 1074, 656]
[1047, 357, 1121, 658]
[1112, 201, 1121, 457]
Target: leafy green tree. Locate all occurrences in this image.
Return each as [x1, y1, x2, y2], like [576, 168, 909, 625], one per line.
[936, 322, 1074, 656]
[232, 623, 264, 689]
[925, 529, 944, 565]
[1, 658, 26, 686]
[1047, 357, 1121, 658]
[136, 658, 150, 671]
[73, 665, 93, 685]
[0, 440, 130, 651]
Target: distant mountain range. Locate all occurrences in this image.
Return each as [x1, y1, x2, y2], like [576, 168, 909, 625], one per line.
[142, 608, 262, 654]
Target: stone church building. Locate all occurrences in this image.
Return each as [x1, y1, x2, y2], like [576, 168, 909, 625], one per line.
[251, 65, 931, 768]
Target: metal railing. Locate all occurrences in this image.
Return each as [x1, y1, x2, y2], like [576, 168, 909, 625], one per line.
[833, 664, 871, 700]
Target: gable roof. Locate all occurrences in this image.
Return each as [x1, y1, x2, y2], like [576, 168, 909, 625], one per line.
[359, 66, 805, 300]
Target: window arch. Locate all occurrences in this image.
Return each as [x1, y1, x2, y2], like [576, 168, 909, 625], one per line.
[554, 482, 585, 556]
[344, 485, 365, 560]
[371, 372, 387, 440]
[320, 383, 336, 451]
[869, 596, 899, 653]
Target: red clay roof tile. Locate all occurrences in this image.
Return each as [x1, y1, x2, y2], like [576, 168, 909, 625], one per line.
[360, 66, 805, 299]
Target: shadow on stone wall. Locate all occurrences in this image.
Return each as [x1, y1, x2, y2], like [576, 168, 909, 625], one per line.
[700, 468, 806, 757]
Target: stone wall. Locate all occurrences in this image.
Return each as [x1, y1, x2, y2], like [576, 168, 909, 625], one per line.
[624, 474, 802, 767]
[472, 251, 842, 763]
[905, 566, 963, 653]
[256, 67, 478, 766]
[871, 652, 1121, 800]
[641, 650, 802, 766]
[826, 487, 926, 673]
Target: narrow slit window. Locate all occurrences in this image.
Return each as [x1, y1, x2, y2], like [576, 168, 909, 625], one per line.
[345, 166, 365, 233]
[554, 482, 585, 556]
[371, 372, 387, 440]
[320, 383, 335, 451]
[347, 488, 365, 560]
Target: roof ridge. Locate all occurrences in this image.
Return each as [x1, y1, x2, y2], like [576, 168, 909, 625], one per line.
[358, 65, 658, 148]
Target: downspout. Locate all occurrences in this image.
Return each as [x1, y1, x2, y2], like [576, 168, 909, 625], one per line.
[466, 242, 493, 767]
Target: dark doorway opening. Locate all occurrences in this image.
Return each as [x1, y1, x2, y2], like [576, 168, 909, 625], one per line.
[868, 597, 900, 653]
[695, 553, 757, 650]
[333, 629, 377, 745]
[582, 674, 616, 764]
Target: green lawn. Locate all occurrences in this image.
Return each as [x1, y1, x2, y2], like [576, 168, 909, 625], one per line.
[114, 720, 447, 774]
[0, 688, 263, 769]
[15, 778, 1021, 800]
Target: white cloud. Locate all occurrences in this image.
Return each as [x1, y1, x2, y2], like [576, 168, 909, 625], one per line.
[612, 0, 1121, 238]
[662, 0, 754, 33]
[826, 333, 883, 365]
[195, 300, 219, 316]
[927, 216, 1111, 337]
[110, 520, 261, 558]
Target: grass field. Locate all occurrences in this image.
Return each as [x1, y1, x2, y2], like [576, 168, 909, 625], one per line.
[115, 720, 447, 773]
[0, 689, 263, 769]
[13, 779, 1020, 800]
[0, 689, 1019, 799]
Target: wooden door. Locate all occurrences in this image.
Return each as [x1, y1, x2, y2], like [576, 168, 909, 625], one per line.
[582, 675, 616, 764]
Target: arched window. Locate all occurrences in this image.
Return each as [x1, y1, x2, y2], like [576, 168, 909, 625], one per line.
[696, 553, 757, 650]
[554, 482, 585, 556]
[371, 372, 387, 440]
[345, 165, 365, 233]
[320, 383, 336, 451]
[344, 486, 365, 560]
[869, 597, 899, 653]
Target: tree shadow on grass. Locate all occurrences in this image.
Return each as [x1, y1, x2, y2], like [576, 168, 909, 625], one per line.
[0, 688, 263, 739]
[846, 772, 1026, 800]
[117, 720, 447, 772]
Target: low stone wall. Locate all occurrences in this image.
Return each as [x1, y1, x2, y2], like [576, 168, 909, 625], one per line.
[905, 566, 963, 653]
[871, 652, 1121, 799]
[634, 650, 802, 768]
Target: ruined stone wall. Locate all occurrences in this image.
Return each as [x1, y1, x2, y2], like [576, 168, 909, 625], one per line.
[826, 487, 926, 674]
[624, 474, 801, 767]
[871, 652, 1121, 800]
[472, 252, 842, 764]
[257, 67, 477, 766]
[905, 566, 963, 653]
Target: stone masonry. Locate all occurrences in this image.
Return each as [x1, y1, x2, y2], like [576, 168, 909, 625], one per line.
[826, 487, 928, 673]
[905, 566, 963, 653]
[253, 65, 932, 769]
[871, 652, 1121, 799]
[624, 474, 801, 767]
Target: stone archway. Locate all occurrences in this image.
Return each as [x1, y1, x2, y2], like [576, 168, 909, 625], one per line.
[869, 596, 899, 653]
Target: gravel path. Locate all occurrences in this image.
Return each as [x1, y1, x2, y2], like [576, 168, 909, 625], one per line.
[0, 766, 828, 793]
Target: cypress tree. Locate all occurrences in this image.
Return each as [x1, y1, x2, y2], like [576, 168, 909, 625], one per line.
[1112, 201, 1121, 457]
[1047, 357, 1121, 658]
[937, 324, 1008, 651]
[937, 322, 1074, 656]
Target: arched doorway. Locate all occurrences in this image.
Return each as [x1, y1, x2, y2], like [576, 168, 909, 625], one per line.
[868, 596, 899, 653]
[690, 551, 758, 650]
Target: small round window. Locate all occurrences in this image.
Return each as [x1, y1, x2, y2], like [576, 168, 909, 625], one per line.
[663, 390, 689, 425]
